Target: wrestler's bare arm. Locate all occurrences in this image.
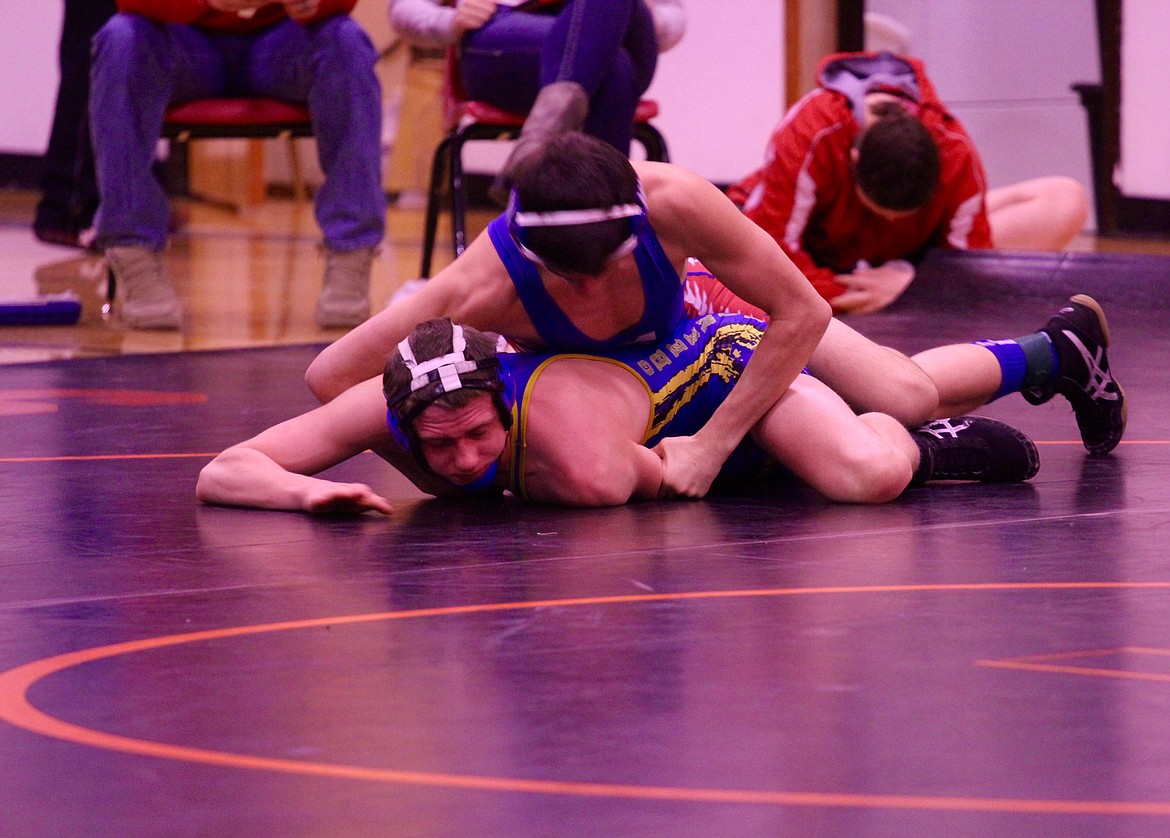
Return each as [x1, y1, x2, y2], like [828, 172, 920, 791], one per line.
[636, 163, 832, 497]
[519, 360, 662, 506]
[197, 377, 449, 513]
[305, 233, 529, 403]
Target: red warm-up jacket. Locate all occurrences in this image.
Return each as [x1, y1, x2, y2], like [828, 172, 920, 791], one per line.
[729, 51, 992, 302]
[116, 0, 357, 33]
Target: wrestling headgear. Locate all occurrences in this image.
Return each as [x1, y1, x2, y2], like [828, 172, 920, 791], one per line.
[505, 185, 647, 274]
[383, 318, 515, 477]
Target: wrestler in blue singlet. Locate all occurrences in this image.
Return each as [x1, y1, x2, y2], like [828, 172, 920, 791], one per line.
[487, 182, 686, 351]
[498, 312, 774, 498]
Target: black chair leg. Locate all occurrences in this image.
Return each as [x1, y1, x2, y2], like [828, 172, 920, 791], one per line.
[634, 123, 669, 164]
[449, 131, 470, 258]
[104, 264, 115, 318]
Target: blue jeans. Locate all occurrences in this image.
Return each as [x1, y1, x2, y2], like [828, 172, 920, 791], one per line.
[90, 13, 385, 252]
[459, 0, 658, 153]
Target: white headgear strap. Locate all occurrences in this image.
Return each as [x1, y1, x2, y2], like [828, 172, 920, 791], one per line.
[397, 324, 479, 395]
[511, 202, 643, 228]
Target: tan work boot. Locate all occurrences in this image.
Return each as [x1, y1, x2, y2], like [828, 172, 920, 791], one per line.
[316, 246, 374, 329]
[105, 245, 182, 330]
[491, 81, 589, 204]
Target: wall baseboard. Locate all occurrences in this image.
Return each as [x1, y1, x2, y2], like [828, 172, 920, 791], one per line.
[0, 153, 41, 190]
[1116, 195, 1170, 236]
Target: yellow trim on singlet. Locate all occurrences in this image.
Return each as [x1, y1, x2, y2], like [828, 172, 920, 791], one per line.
[641, 320, 761, 441]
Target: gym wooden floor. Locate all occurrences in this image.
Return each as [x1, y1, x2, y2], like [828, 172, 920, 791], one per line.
[2, 191, 1170, 837]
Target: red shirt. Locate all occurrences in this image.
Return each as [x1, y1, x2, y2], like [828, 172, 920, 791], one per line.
[117, 0, 357, 33]
[728, 52, 992, 302]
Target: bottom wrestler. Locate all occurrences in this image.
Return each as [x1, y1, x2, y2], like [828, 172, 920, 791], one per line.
[197, 314, 1039, 515]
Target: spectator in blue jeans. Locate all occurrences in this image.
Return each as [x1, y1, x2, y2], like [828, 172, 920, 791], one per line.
[90, 0, 386, 330]
[389, 0, 685, 198]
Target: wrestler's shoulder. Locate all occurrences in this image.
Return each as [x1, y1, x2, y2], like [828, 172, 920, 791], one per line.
[634, 161, 714, 224]
[634, 159, 701, 193]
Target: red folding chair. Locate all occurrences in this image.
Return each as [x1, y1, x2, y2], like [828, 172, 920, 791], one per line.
[419, 50, 669, 278]
[163, 97, 315, 204]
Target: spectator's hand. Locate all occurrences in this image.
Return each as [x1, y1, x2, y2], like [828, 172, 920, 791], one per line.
[454, 0, 497, 36]
[207, 0, 270, 13]
[282, 0, 321, 21]
[303, 482, 394, 516]
[651, 435, 721, 500]
[829, 260, 916, 315]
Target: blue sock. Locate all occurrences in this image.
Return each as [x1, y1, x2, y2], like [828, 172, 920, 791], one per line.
[975, 333, 1059, 401]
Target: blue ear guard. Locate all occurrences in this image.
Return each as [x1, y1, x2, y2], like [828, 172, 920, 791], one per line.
[385, 408, 414, 453]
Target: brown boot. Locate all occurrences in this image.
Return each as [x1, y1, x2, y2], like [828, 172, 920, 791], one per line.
[316, 246, 374, 329]
[491, 81, 589, 204]
[105, 245, 182, 330]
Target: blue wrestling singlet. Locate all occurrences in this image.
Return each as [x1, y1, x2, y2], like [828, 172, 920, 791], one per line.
[499, 312, 772, 497]
[487, 182, 685, 351]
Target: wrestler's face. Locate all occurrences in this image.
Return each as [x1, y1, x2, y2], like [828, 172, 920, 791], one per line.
[413, 394, 507, 486]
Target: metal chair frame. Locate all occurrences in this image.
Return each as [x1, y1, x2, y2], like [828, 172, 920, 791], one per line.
[419, 54, 669, 278]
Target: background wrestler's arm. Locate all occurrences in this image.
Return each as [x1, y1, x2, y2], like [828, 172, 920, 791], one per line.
[733, 103, 853, 302]
[642, 164, 832, 497]
[830, 260, 916, 315]
[305, 234, 507, 403]
[931, 128, 994, 251]
[197, 378, 434, 514]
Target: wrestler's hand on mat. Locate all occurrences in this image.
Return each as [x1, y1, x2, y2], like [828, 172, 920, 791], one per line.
[454, 0, 497, 35]
[303, 482, 394, 516]
[652, 436, 720, 499]
[830, 260, 915, 315]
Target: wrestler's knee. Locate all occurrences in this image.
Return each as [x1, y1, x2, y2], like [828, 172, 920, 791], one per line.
[814, 433, 911, 504]
[309, 15, 377, 69]
[93, 12, 159, 66]
[1047, 175, 1090, 237]
[882, 356, 939, 426]
[850, 355, 939, 427]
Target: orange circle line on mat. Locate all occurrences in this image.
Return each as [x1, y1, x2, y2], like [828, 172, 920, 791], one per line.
[0, 453, 220, 463]
[4, 583, 1170, 817]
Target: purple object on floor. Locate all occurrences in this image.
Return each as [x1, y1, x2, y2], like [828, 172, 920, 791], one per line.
[0, 294, 83, 325]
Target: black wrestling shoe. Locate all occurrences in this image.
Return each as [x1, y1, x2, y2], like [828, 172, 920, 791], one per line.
[1025, 295, 1126, 455]
[911, 416, 1040, 485]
